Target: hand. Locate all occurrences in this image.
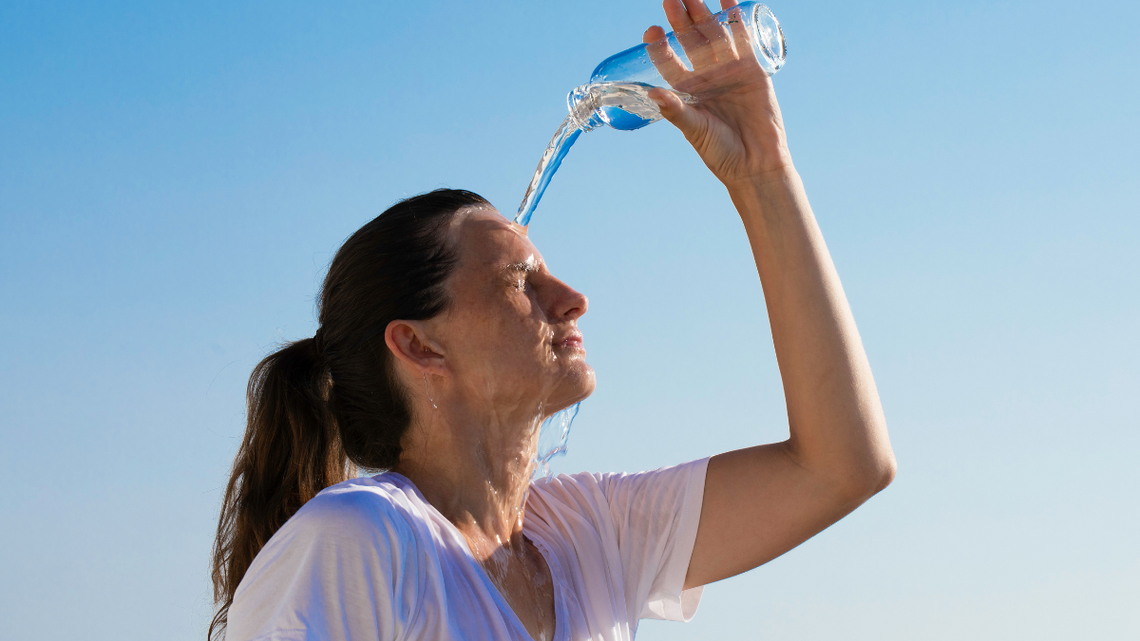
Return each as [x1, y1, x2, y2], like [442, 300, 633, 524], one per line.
[644, 0, 794, 188]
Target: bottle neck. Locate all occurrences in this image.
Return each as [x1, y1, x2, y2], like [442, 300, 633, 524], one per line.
[566, 84, 604, 132]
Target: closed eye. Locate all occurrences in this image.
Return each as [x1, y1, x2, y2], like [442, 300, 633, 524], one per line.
[504, 258, 543, 292]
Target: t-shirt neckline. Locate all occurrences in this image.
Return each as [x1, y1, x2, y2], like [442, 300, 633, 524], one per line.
[374, 471, 569, 641]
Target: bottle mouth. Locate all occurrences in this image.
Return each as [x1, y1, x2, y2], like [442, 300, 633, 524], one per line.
[746, 3, 787, 75]
[566, 84, 604, 132]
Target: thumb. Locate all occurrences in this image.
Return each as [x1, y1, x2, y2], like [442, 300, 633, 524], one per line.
[648, 87, 703, 137]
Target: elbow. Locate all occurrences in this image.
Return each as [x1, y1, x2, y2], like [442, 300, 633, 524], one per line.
[853, 448, 897, 501]
[786, 420, 898, 503]
[850, 414, 897, 499]
[833, 445, 897, 504]
[873, 452, 897, 493]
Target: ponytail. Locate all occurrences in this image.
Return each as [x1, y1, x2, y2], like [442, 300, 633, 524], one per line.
[209, 188, 488, 640]
[209, 338, 352, 641]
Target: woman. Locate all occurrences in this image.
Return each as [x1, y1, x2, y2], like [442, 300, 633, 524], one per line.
[211, 1, 896, 639]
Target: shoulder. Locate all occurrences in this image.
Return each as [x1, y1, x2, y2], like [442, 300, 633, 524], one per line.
[295, 475, 420, 534]
[238, 474, 430, 594]
[526, 460, 710, 545]
[229, 475, 430, 640]
[528, 470, 608, 516]
[530, 459, 709, 510]
[524, 469, 641, 538]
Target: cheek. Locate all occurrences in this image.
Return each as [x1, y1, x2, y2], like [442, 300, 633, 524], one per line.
[488, 295, 553, 354]
[449, 302, 552, 374]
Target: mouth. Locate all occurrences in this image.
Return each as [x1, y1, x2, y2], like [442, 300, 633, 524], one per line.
[553, 331, 584, 351]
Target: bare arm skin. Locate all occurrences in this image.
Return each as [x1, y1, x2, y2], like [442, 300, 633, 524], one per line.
[686, 171, 896, 589]
[641, 0, 897, 590]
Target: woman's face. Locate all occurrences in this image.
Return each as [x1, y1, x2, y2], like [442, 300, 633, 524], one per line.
[428, 208, 595, 419]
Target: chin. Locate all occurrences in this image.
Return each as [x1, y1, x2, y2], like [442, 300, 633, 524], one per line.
[548, 362, 596, 411]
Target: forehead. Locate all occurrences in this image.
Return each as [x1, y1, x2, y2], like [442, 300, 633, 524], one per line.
[450, 208, 542, 268]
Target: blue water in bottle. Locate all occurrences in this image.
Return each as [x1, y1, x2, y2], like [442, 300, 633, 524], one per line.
[515, 1, 786, 226]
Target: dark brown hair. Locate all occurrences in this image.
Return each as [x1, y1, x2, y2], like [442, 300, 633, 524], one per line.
[209, 188, 489, 640]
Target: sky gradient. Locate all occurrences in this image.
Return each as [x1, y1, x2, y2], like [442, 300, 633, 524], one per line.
[2, 1, 1138, 639]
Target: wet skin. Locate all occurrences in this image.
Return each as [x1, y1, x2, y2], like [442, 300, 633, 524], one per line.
[386, 0, 896, 636]
[387, 208, 592, 641]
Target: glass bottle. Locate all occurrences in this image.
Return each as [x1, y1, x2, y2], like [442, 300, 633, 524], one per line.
[515, 2, 787, 226]
[568, 1, 786, 132]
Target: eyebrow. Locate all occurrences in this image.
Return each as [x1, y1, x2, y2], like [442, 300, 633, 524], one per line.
[503, 258, 542, 274]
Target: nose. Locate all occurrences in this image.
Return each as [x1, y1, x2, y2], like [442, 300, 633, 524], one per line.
[550, 277, 588, 322]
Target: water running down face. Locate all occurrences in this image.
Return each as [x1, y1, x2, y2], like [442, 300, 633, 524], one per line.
[383, 209, 576, 638]
[418, 207, 595, 438]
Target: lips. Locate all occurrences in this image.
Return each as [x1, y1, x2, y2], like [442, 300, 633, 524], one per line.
[554, 331, 584, 350]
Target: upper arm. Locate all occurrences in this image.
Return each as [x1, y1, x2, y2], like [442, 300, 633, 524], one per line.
[683, 441, 890, 590]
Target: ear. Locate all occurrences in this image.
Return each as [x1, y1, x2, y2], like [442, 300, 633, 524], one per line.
[384, 320, 447, 376]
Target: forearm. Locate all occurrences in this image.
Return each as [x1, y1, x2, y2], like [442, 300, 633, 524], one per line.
[727, 169, 895, 495]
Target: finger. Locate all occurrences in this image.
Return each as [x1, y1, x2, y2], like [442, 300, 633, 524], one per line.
[676, 22, 716, 68]
[647, 86, 703, 136]
[681, 0, 714, 22]
[718, 0, 734, 10]
[662, 0, 694, 32]
[724, 5, 756, 65]
[644, 26, 690, 85]
[643, 24, 667, 43]
[694, 15, 736, 62]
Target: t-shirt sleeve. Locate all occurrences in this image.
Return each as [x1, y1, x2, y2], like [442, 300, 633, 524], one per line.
[597, 457, 709, 623]
[225, 486, 422, 641]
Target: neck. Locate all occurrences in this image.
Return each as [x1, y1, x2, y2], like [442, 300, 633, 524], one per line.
[393, 398, 544, 559]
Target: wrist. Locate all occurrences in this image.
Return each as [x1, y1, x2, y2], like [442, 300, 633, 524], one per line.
[723, 163, 800, 200]
[718, 144, 797, 191]
[723, 165, 813, 236]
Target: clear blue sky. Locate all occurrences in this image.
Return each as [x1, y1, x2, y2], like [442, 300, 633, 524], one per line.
[2, 1, 1137, 639]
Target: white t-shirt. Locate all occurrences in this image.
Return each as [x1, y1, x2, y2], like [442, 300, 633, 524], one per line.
[227, 458, 709, 641]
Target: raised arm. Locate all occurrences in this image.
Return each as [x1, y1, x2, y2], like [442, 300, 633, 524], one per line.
[641, 0, 896, 590]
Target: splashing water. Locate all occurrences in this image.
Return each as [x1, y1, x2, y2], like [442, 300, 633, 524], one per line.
[517, 84, 689, 478]
[514, 81, 694, 227]
[532, 402, 580, 480]
[514, 116, 583, 228]
[515, 84, 694, 476]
